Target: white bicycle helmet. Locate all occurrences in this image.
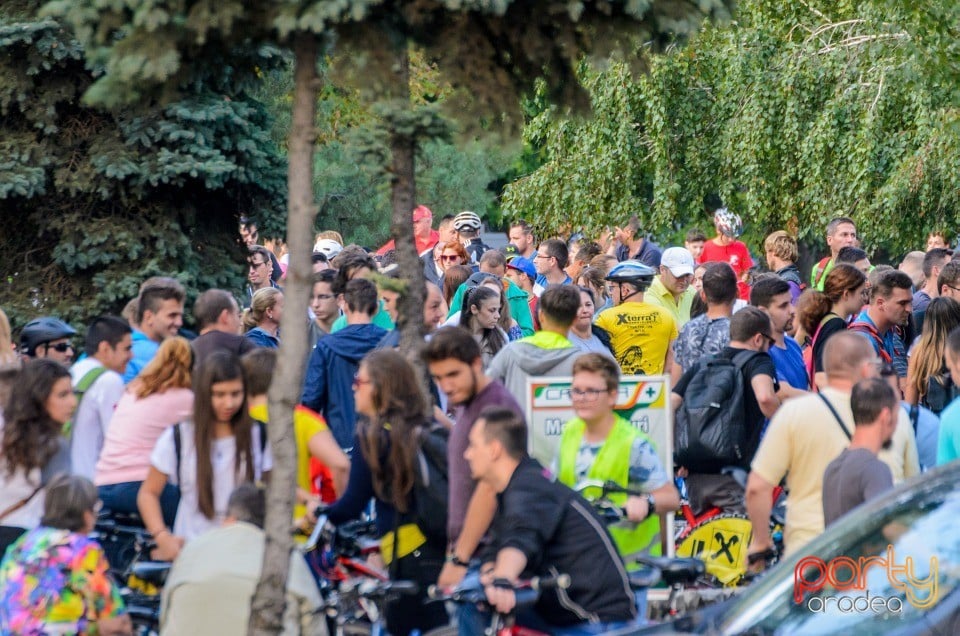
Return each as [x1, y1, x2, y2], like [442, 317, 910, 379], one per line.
[313, 238, 343, 259]
[453, 211, 482, 233]
[605, 260, 656, 290]
[714, 207, 743, 238]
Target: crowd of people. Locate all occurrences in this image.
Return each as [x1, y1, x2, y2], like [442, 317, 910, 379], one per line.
[0, 204, 956, 634]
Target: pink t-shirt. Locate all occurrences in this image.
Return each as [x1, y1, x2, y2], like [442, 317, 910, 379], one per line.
[94, 388, 194, 486]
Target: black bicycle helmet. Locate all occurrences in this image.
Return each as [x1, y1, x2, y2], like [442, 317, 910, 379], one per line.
[20, 316, 77, 355]
[605, 260, 656, 291]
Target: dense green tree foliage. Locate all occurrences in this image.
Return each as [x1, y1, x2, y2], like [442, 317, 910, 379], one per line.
[256, 59, 502, 246]
[0, 6, 285, 329]
[504, 0, 960, 255]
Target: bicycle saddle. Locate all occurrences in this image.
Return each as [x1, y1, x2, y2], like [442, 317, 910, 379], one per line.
[130, 561, 171, 587]
[633, 555, 705, 586]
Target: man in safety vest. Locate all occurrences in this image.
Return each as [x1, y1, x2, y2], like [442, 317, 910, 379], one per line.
[553, 353, 679, 617]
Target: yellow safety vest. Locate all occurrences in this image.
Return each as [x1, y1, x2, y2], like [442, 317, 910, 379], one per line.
[557, 415, 661, 558]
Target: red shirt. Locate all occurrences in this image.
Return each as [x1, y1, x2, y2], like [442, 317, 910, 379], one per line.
[376, 230, 439, 256]
[699, 239, 754, 300]
[698, 239, 753, 276]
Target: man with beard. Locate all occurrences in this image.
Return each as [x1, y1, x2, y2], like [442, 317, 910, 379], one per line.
[751, 276, 809, 397]
[849, 270, 914, 390]
[822, 378, 897, 526]
[422, 328, 524, 587]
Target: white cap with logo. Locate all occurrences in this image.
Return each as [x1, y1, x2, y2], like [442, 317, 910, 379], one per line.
[660, 247, 695, 277]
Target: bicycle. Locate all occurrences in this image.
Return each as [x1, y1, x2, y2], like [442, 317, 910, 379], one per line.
[628, 554, 709, 621]
[318, 578, 421, 636]
[672, 473, 785, 586]
[93, 510, 166, 635]
[304, 513, 401, 635]
[424, 574, 571, 636]
[573, 477, 784, 587]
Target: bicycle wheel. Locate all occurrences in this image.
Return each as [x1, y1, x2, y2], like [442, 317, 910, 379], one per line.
[674, 513, 753, 587]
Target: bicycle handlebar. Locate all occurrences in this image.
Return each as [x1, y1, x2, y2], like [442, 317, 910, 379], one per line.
[358, 579, 420, 600]
[427, 574, 571, 603]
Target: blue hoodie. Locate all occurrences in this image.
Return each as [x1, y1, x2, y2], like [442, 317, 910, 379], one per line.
[123, 328, 159, 384]
[301, 323, 387, 448]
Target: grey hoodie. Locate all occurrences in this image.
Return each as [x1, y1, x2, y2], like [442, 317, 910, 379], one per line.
[486, 333, 582, 462]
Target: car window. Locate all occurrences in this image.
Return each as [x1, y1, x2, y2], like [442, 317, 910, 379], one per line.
[725, 484, 959, 634]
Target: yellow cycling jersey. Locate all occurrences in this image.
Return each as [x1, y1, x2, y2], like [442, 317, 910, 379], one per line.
[595, 301, 678, 375]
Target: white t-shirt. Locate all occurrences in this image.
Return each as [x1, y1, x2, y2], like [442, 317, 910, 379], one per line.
[70, 358, 125, 480]
[150, 421, 272, 541]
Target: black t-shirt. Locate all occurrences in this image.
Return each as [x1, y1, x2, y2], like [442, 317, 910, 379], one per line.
[813, 315, 847, 373]
[674, 346, 778, 459]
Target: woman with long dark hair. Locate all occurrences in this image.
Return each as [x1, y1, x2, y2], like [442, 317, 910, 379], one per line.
[0, 360, 74, 555]
[796, 263, 868, 389]
[138, 351, 270, 560]
[325, 349, 447, 636]
[459, 285, 508, 366]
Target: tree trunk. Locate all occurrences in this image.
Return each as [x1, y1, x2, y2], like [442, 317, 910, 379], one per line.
[248, 32, 320, 636]
[388, 39, 429, 386]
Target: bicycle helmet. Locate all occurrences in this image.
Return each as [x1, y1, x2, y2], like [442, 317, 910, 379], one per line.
[313, 238, 343, 259]
[714, 207, 743, 238]
[20, 316, 77, 355]
[453, 210, 482, 233]
[605, 260, 656, 291]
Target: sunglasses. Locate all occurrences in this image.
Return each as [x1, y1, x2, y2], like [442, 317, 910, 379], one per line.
[46, 342, 74, 353]
[441, 255, 461, 262]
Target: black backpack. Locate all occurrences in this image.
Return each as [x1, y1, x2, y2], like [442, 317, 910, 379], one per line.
[674, 350, 762, 473]
[411, 424, 449, 547]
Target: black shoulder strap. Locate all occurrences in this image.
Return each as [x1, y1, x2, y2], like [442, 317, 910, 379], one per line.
[817, 393, 852, 441]
[253, 418, 268, 455]
[173, 423, 182, 485]
[731, 348, 763, 370]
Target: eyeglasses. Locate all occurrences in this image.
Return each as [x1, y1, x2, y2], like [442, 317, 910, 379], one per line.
[46, 342, 74, 353]
[570, 388, 608, 401]
[945, 284, 960, 294]
[352, 374, 372, 390]
[533, 254, 554, 261]
[441, 255, 461, 262]
[249, 261, 267, 270]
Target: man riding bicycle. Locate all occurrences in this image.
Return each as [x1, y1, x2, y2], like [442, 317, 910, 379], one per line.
[461, 407, 637, 635]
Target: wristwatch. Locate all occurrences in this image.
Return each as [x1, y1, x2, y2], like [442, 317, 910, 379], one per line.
[446, 553, 469, 567]
[644, 493, 656, 518]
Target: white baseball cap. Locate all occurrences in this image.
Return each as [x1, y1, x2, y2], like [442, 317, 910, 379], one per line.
[660, 247, 695, 277]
